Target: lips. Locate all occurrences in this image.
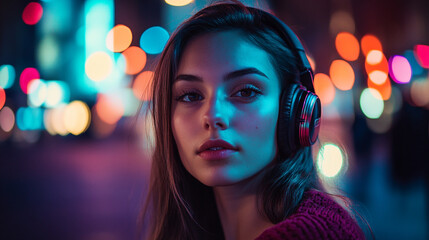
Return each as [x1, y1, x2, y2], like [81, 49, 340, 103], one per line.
[197, 139, 238, 160]
[197, 139, 238, 154]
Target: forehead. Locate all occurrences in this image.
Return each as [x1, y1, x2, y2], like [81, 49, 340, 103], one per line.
[177, 30, 277, 80]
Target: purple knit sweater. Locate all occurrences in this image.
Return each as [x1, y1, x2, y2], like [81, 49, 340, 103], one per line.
[255, 190, 365, 240]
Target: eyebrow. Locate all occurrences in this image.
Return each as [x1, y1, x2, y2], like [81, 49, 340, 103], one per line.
[174, 67, 269, 83]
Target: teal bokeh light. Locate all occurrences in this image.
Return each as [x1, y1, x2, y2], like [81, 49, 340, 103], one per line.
[0, 65, 16, 89]
[16, 107, 44, 131]
[140, 26, 170, 54]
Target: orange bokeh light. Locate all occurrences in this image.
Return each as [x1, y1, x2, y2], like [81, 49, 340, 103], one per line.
[0, 88, 5, 110]
[94, 94, 124, 124]
[335, 32, 360, 61]
[329, 60, 355, 91]
[106, 24, 133, 52]
[133, 71, 154, 101]
[122, 46, 147, 75]
[365, 51, 389, 85]
[361, 35, 383, 56]
[313, 73, 335, 105]
[367, 77, 391, 100]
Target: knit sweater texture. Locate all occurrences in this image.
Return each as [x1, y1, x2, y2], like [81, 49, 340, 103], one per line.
[255, 190, 365, 240]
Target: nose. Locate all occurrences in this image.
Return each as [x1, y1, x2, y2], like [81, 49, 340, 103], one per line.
[202, 95, 229, 131]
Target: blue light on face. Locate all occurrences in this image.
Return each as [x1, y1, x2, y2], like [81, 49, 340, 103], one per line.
[140, 26, 170, 54]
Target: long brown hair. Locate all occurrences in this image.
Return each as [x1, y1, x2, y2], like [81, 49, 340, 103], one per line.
[140, 2, 321, 239]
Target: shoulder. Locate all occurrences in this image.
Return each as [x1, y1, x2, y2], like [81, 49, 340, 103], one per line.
[256, 190, 365, 240]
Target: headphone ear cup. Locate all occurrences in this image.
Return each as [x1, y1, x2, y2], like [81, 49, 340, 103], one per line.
[278, 84, 301, 157]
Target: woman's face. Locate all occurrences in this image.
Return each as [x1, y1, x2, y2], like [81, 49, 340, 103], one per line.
[171, 30, 281, 187]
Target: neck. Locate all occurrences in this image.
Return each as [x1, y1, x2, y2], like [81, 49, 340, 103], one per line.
[213, 172, 274, 240]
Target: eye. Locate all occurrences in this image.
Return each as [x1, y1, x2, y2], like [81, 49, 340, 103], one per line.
[232, 85, 262, 99]
[175, 91, 203, 102]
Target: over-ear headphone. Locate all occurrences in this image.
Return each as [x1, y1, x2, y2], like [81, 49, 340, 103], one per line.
[249, 7, 322, 157]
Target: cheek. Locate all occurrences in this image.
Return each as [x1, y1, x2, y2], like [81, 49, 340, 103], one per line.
[172, 107, 200, 151]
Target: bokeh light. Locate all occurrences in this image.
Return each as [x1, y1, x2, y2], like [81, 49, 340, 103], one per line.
[368, 70, 388, 85]
[361, 34, 383, 56]
[360, 88, 384, 119]
[329, 60, 355, 91]
[20, 68, 40, 94]
[0, 88, 5, 110]
[106, 24, 133, 52]
[0, 65, 15, 89]
[45, 81, 70, 108]
[165, 0, 194, 6]
[85, 51, 113, 81]
[365, 50, 389, 85]
[28, 79, 47, 107]
[63, 101, 91, 135]
[140, 26, 169, 54]
[367, 76, 392, 100]
[91, 105, 116, 138]
[37, 35, 60, 71]
[329, 11, 355, 35]
[366, 112, 393, 134]
[94, 94, 124, 124]
[410, 78, 429, 107]
[335, 32, 360, 61]
[389, 55, 412, 84]
[0, 106, 15, 132]
[366, 50, 383, 65]
[122, 46, 147, 75]
[133, 71, 154, 101]
[414, 44, 429, 68]
[404, 50, 424, 76]
[16, 107, 44, 131]
[22, 2, 43, 25]
[313, 73, 335, 105]
[317, 143, 344, 178]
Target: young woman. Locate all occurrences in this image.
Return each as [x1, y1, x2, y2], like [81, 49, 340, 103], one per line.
[140, 1, 365, 239]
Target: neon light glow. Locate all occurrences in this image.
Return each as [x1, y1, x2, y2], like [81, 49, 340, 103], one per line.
[0, 88, 5, 110]
[16, 107, 44, 130]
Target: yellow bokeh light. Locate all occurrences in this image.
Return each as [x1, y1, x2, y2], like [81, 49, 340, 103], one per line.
[122, 46, 147, 75]
[313, 73, 335, 105]
[133, 71, 154, 101]
[85, 51, 113, 81]
[51, 105, 69, 136]
[63, 101, 91, 135]
[368, 70, 388, 85]
[106, 24, 132, 52]
[317, 143, 344, 178]
[329, 60, 355, 91]
[366, 50, 383, 65]
[165, 0, 194, 7]
[335, 32, 360, 61]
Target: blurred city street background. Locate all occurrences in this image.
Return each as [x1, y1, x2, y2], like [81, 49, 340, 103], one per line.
[0, 0, 428, 239]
